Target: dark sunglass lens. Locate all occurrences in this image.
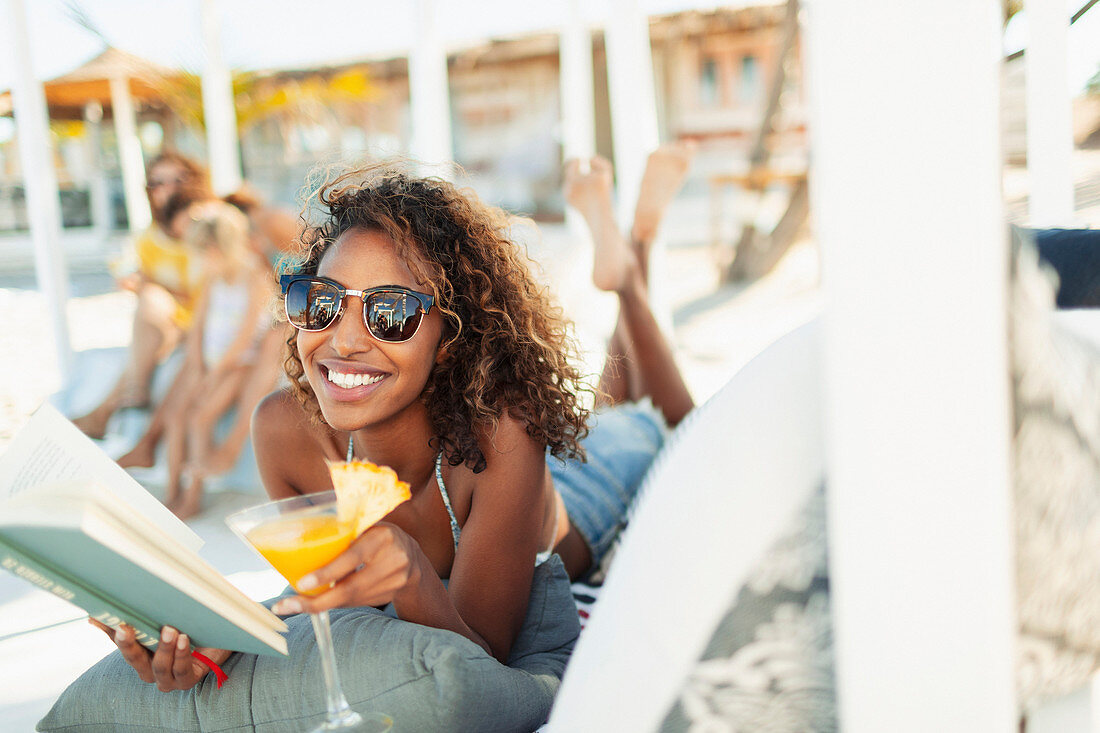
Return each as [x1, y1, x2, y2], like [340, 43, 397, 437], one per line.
[286, 280, 340, 330]
[365, 291, 423, 342]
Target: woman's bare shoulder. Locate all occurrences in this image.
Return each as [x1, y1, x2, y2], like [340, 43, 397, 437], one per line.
[469, 411, 545, 489]
[253, 389, 312, 440]
[489, 408, 544, 458]
[252, 390, 334, 497]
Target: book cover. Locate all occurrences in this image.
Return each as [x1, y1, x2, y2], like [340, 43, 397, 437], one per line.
[0, 406, 288, 657]
[0, 535, 162, 649]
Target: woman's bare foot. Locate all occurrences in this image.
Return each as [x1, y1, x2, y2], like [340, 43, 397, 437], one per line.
[116, 441, 157, 469]
[171, 479, 204, 520]
[630, 141, 697, 254]
[564, 156, 637, 292]
[72, 409, 112, 440]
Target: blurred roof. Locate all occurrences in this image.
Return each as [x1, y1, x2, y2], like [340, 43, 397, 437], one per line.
[0, 47, 176, 120]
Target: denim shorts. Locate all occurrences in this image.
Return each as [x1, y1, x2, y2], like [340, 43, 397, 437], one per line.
[549, 399, 668, 566]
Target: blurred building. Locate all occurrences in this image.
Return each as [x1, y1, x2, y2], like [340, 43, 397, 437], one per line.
[240, 4, 807, 221]
[0, 4, 806, 263]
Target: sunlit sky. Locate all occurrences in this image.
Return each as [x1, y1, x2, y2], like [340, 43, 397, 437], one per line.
[0, 0, 1096, 132]
[1, 0, 1097, 89]
[2, 0, 757, 82]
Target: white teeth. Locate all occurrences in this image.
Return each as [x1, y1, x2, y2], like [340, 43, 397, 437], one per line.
[326, 369, 384, 389]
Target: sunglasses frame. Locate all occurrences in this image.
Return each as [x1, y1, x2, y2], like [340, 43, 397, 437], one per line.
[279, 274, 436, 342]
[145, 176, 185, 192]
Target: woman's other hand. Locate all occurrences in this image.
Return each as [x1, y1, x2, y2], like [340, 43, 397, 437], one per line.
[271, 522, 424, 614]
[89, 619, 231, 692]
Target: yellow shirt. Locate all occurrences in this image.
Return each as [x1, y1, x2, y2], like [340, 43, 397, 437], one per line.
[133, 225, 202, 328]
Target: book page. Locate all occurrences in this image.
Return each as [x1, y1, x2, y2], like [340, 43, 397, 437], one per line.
[0, 403, 202, 552]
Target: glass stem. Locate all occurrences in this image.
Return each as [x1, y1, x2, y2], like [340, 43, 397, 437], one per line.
[310, 610, 356, 724]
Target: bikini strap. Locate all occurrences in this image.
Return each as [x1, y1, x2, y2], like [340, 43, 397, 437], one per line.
[435, 453, 462, 551]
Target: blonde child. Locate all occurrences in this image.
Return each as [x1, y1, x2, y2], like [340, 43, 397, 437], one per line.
[120, 203, 281, 518]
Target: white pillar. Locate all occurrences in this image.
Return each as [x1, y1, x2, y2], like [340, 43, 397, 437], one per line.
[110, 75, 151, 233]
[4, 0, 72, 378]
[1026, 0, 1075, 226]
[83, 101, 112, 241]
[559, 0, 596, 163]
[604, 0, 659, 228]
[560, 0, 598, 248]
[201, 0, 243, 195]
[408, 0, 453, 179]
[805, 0, 1017, 730]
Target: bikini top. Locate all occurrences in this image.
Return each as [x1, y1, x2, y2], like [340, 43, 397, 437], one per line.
[346, 436, 552, 564]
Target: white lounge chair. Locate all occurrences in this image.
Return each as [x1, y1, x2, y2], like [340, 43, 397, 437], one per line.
[549, 316, 825, 731]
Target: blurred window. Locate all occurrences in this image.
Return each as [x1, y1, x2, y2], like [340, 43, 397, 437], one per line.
[740, 55, 760, 104]
[700, 58, 720, 107]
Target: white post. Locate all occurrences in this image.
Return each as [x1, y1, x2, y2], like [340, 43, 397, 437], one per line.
[604, 0, 659, 228]
[408, 0, 454, 179]
[1025, 0, 1075, 226]
[560, 0, 596, 163]
[110, 75, 151, 233]
[4, 0, 72, 378]
[201, 0, 243, 195]
[805, 0, 1017, 731]
[560, 0, 598, 253]
[84, 101, 112, 241]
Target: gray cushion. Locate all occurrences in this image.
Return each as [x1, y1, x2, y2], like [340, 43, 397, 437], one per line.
[38, 555, 578, 732]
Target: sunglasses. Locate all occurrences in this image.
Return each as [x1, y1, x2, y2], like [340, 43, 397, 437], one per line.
[146, 176, 184, 191]
[280, 274, 435, 343]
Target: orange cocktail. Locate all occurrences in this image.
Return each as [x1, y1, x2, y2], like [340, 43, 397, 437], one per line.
[246, 512, 356, 595]
[227, 490, 394, 733]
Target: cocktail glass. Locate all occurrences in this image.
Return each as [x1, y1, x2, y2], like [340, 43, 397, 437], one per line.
[227, 491, 392, 732]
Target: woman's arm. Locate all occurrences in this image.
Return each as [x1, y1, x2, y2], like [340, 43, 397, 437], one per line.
[276, 415, 546, 662]
[251, 389, 336, 500]
[437, 416, 545, 660]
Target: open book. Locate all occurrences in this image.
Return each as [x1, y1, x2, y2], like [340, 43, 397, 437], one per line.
[0, 404, 288, 656]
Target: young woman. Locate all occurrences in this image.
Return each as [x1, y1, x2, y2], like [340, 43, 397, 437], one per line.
[93, 147, 697, 709]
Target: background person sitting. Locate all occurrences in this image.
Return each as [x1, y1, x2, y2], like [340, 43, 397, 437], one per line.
[72, 151, 216, 439]
[117, 202, 281, 519]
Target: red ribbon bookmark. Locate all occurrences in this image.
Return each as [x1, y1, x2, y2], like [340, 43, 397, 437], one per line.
[191, 651, 228, 689]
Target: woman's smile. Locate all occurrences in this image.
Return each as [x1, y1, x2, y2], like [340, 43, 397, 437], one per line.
[318, 360, 389, 401]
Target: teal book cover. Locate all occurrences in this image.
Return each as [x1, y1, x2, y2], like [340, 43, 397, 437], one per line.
[0, 535, 163, 649]
[0, 501, 287, 656]
[0, 404, 288, 657]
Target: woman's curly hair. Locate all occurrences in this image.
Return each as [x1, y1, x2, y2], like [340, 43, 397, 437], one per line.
[282, 161, 591, 472]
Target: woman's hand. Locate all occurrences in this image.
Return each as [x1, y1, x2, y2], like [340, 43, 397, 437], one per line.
[271, 522, 424, 615]
[89, 619, 231, 692]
